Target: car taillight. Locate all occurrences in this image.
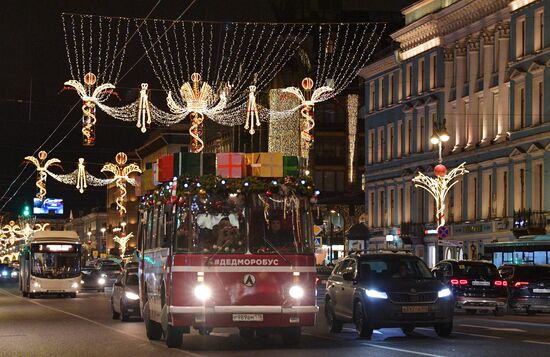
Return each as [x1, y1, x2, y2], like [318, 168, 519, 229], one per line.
[450, 278, 468, 285]
[494, 280, 508, 287]
[514, 281, 529, 288]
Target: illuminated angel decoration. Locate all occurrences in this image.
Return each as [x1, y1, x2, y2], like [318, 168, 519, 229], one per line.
[167, 73, 229, 153]
[64, 72, 115, 146]
[245, 85, 261, 135]
[76, 158, 87, 193]
[282, 78, 333, 160]
[101, 152, 142, 217]
[113, 232, 133, 257]
[137, 83, 152, 133]
[412, 162, 469, 230]
[24, 151, 62, 200]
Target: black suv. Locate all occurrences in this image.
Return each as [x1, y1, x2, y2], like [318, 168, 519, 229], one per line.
[325, 252, 454, 339]
[499, 264, 550, 314]
[433, 260, 508, 315]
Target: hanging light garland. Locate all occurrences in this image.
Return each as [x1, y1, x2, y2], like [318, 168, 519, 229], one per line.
[347, 94, 358, 183]
[46, 157, 116, 193]
[101, 152, 142, 217]
[245, 85, 261, 135]
[24, 151, 62, 201]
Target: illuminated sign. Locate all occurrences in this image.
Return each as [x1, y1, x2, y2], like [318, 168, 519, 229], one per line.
[38, 244, 76, 253]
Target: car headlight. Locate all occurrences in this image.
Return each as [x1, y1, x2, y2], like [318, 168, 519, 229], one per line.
[289, 285, 304, 299]
[365, 289, 388, 299]
[98, 278, 106, 285]
[11, 271, 18, 278]
[194, 284, 212, 301]
[81, 280, 84, 284]
[438, 288, 452, 298]
[1, 271, 7, 277]
[125, 291, 139, 300]
[71, 282, 79, 289]
[101, 274, 107, 278]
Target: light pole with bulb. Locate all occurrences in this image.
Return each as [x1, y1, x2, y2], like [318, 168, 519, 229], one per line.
[100, 227, 106, 254]
[120, 221, 126, 234]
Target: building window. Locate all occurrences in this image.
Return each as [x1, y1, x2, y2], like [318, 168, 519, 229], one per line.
[520, 168, 525, 210]
[399, 188, 404, 223]
[406, 63, 413, 96]
[418, 116, 425, 153]
[389, 189, 395, 226]
[370, 192, 375, 227]
[497, 170, 508, 217]
[417, 191, 425, 224]
[535, 8, 544, 51]
[429, 112, 436, 150]
[533, 163, 544, 211]
[533, 78, 544, 126]
[377, 127, 384, 162]
[520, 87, 525, 128]
[389, 73, 394, 105]
[492, 91, 499, 139]
[430, 54, 437, 89]
[368, 130, 375, 164]
[369, 82, 375, 112]
[397, 121, 403, 158]
[379, 191, 385, 227]
[397, 69, 403, 101]
[419, 58, 425, 93]
[388, 124, 394, 160]
[379, 77, 384, 108]
[407, 118, 413, 154]
[517, 17, 526, 58]
[493, 34, 499, 73]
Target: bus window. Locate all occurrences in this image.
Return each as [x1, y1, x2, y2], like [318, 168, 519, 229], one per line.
[175, 207, 191, 252]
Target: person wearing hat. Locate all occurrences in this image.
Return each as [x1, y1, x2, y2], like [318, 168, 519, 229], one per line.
[265, 213, 294, 249]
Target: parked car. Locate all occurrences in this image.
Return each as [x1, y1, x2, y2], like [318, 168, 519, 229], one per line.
[80, 267, 106, 292]
[98, 263, 122, 288]
[325, 251, 454, 339]
[433, 260, 508, 315]
[111, 267, 141, 321]
[499, 264, 550, 314]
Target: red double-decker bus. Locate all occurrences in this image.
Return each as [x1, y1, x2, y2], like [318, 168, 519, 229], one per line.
[137, 177, 317, 348]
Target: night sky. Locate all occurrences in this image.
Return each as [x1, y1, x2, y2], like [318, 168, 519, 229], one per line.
[0, 0, 412, 219]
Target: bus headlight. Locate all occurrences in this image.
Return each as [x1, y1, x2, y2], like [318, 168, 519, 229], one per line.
[125, 291, 139, 300]
[289, 285, 304, 299]
[194, 284, 212, 301]
[11, 271, 18, 278]
[98, 278, 106, 285]
[71, 282, 79, 289]
[33, 281, 40, 288]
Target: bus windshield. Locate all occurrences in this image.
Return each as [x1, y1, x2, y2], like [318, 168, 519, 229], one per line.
[172, 193, 313, 255]
[31, 243, 81, 279]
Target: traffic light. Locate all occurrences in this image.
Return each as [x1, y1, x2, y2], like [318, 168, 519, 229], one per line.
[22, 205, 30, 217]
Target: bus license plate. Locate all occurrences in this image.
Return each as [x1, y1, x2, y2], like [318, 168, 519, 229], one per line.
[232, 314, 263, 322]
[402, 306, 429, 313]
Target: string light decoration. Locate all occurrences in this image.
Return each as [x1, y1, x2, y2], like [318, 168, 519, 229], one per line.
[268, 89, 301, 156]
[137, 83, 152, 133]
[412, 162, 468, 230]
[347, 94, 358, 183]
[46, 157, 116, 193]
[24, 151, 61, 200]
[282, 78, 333, 160]
[245, 85, 261, 135]
[101, 152, 142, 217]
[167, 73, 229, 152]
[1, 221, 22, 245]
[64, 73, 115, 146]
[113, 232, 133, 256]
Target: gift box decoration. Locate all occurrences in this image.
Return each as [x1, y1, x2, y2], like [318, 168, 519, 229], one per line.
[283, 156, 300, 176]
[157, 154, 175, 182]
[216, 153, 245, 178]
[245, 153, 261, 176]
[247, 152, 283, 177]
[173, 152, 216, 176]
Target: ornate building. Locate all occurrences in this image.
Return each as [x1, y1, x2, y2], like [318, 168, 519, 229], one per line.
[361, 0, 550, 266]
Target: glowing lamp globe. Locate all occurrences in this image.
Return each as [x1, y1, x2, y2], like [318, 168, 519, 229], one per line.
[83, 72, 97, 86]
[38, 151, 48, 160]
[434, 164, 447, 177]
[191, 72, 202, 83]
[301, 77, 314, 90]
[115, 152, 128, 165]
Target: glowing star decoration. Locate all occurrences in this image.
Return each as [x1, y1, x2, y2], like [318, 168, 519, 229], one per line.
[137, 83, 152, 133]
[282, 78, 333, 160]
[167, 73, 228, 153]
[101, 152, 142, 217]
[113, 232, 133, 257]
[245, 85, 261, 135]
[412, 162, 469, 231]
[19, 222, 50, 243]
[24, 151, 62, 200]
[64, 72, 115, 146]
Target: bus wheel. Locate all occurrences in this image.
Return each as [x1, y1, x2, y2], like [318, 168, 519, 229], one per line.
[143, 301, 162, 340]
[69, 293, 76, 298]
[165, 325, 183, 348]
[281, 327, 301, 346]
[239, 328, 254, 339]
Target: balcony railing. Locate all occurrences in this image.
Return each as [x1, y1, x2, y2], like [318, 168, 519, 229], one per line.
[512, 210, 546, 237]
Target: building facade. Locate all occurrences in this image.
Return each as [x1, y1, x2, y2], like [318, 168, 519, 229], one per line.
[362, 0, 550, 267]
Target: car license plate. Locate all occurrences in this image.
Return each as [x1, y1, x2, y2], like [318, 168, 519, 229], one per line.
[402, 306, 429, 313]
[472, 281, 490, 286]
[533, 289, 550, 293]
[232, 314, 263, 322]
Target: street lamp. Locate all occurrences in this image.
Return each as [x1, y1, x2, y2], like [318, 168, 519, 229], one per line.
[430, 129, 450, 164]
[120, 221, 127, 233]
